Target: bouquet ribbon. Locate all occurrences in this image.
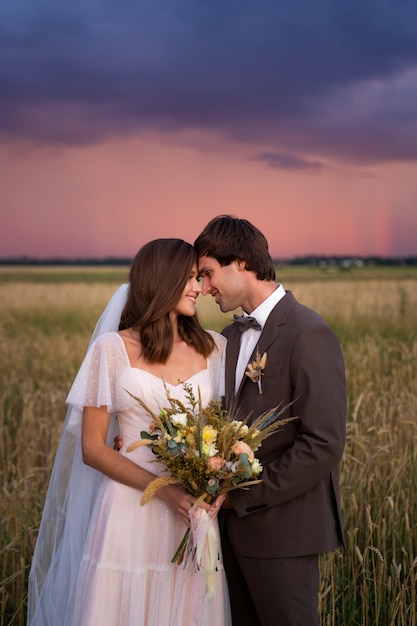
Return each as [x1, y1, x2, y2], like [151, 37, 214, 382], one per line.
[189, 508, 219, 600]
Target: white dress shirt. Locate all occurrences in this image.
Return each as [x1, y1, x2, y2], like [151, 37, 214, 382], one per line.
[235, 283, 286, 393]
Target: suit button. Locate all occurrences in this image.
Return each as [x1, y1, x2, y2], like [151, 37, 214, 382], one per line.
[246, 504, 267, 513]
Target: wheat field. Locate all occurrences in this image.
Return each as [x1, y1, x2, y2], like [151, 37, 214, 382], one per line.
[1, 267, 416, 625]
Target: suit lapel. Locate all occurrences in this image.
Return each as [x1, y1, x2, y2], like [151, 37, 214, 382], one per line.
[235, 319, 281, 398]
[225, 312, 282, 402]
[224, 325, 241, 405]
[226, 291, 297, 402]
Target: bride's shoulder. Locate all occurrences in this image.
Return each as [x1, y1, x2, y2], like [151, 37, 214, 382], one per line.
[88, 331, 125, 353]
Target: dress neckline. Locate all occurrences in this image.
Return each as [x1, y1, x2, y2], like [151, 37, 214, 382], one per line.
[113, 331, 208, 387]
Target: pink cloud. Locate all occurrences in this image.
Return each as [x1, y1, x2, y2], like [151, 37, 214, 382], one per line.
[1, 137, 416, 259]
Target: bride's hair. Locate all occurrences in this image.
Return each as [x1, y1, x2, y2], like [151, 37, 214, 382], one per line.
[119, 238, 216, 363]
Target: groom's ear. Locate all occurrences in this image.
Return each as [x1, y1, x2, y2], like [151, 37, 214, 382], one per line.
[235, 259, 246, 271]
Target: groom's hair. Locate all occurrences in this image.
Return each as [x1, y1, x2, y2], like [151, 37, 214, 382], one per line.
[194, 215, 276, 281]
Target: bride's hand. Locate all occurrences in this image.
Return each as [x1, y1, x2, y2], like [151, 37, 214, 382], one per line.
[157, 486, 226, 525]
[157, 484, 197, 527]
[208, 494, 226, 519]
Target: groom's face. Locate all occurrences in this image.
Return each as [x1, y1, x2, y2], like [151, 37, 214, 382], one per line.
[197, 255, 244, 313]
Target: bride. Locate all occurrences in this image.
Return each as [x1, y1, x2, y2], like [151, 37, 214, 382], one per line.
[27, 239, 231, 626]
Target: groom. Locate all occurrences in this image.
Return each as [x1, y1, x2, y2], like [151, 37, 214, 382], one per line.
[194, 215, 346, 626]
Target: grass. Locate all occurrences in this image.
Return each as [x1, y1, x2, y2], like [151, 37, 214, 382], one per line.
[1, 267, 417, 625]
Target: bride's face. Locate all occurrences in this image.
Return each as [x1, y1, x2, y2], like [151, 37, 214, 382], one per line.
[173, 264, 202, 317]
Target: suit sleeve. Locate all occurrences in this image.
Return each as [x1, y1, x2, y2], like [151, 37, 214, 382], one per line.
[230, 324, 346, 517]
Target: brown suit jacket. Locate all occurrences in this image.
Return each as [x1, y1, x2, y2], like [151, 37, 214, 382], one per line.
[222, 291, 346, 558]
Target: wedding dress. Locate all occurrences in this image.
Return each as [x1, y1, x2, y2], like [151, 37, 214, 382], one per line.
[27, 285, 231, 626]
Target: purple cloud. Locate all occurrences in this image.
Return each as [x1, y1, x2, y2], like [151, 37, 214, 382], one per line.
[1, 0, 417, 163]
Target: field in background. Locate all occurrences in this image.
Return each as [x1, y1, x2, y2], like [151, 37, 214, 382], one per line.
[1, 266, 416, 625]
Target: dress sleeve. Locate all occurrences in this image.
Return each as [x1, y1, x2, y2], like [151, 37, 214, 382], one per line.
[66, 332, 125, 412]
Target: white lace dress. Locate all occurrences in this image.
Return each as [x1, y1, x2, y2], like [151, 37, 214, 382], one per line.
[28, 330, 231, 626]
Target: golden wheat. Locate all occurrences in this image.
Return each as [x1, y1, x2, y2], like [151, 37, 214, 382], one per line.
[1, 272, 416, 625]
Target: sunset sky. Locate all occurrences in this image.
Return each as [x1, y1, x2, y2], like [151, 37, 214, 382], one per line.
[1, 0, 416, 259]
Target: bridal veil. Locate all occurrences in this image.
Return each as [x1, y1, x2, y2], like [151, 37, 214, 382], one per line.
[27, 284, 129, 626]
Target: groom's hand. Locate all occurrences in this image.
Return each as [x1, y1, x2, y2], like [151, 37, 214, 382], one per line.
[113, 434, 123, 451]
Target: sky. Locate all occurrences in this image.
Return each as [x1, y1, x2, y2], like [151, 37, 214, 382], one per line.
[1, 0, 417, 260]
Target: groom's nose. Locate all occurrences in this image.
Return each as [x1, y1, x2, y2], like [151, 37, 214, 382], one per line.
[200, 277, 212, 295]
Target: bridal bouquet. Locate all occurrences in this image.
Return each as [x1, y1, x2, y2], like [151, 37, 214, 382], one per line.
[126, 383, 295, 597]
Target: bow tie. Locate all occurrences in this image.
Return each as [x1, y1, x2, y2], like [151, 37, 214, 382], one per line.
[233, 314, 262, 332]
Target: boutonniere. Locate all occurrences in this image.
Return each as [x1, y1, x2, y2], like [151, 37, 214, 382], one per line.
[245, 350, 267, 394]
